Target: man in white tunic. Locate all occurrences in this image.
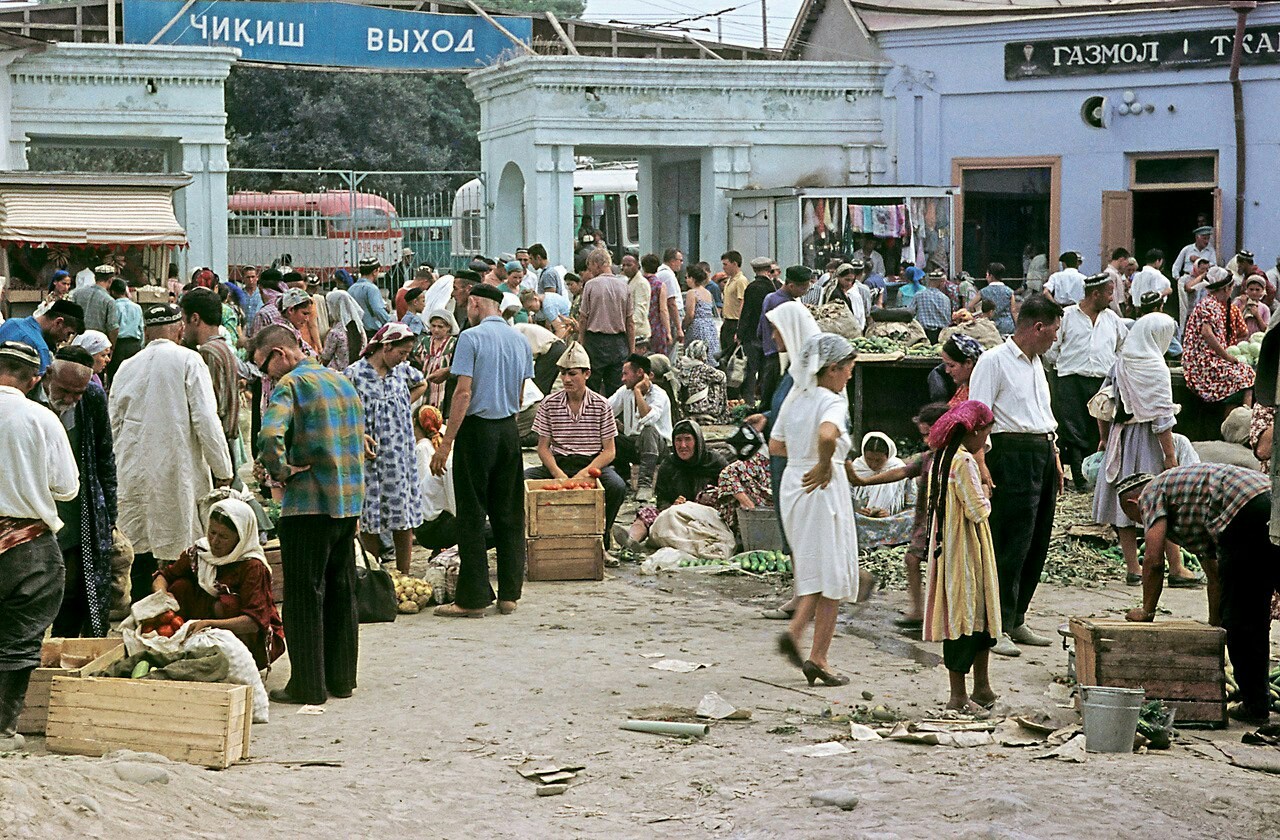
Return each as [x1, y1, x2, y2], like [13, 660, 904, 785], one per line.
[1049, 274, 1127, 492]
[1171, 225, 1217, 277]
[110, 303, 233, 603]
[1044, 251, 1087, 306]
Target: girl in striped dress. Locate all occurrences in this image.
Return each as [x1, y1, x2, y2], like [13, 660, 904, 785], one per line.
[923, 400, 1002, 713]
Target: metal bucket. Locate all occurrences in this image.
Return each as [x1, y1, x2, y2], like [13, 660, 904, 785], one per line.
[1080, 685, 1144, 753]
[738, 507, 784, 552]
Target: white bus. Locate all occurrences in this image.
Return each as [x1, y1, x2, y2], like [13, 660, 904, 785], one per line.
[451, 163, 640, 264]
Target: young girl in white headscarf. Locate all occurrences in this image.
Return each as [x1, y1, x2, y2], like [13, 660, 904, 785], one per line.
[851, 431, 916, 549]
[153, 498, 284, 669]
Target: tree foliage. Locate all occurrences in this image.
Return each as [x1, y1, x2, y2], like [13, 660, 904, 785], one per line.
[488, 0, 585, 18]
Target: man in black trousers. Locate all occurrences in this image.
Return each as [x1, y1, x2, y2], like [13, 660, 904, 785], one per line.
[252, 325, 366, 705]
[431, 283, 534, 617]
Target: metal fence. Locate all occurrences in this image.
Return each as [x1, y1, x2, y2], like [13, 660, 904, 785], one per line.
[226, 168, 484, 288]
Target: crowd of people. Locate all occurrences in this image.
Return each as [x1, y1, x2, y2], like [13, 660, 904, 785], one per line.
[2, 221, 1280, 753]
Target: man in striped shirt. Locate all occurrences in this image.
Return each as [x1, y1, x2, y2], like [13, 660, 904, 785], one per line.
[525, 341, 627, 548]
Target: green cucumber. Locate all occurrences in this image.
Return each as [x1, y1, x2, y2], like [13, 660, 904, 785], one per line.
[131, 661, 151, 679]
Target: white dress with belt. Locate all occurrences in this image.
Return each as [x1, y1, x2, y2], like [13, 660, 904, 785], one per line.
[773, 387, 860, 601]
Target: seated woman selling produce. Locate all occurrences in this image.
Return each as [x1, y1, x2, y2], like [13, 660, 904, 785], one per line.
[153, 498, 284, 669]
[613, 419, 729, 549]
[851, 432, 916, 549]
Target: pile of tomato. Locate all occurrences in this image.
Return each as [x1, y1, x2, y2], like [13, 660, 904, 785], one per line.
[540, 467, 601, 492]
[141, 609, 185, 638]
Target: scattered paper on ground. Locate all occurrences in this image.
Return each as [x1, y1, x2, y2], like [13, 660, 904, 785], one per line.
[649, 659, 712, 672]
[849, 723, 882, 741]
[784, 741, 853, 757]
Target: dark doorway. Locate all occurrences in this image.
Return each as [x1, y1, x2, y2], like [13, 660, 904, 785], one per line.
[1132, 188, 1214, 272]
[960, 166, 1051, 277]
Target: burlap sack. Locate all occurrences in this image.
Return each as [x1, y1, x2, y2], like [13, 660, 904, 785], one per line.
[811, 302, 863, 341]
[108, 528, 134, 621]
[939, 319, 1003, 350]
[865, 318, 928, 347]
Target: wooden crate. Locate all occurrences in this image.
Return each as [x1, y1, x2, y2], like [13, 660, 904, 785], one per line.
[1070, 617, 1226, 727]
[46, 676, 252, 768]
[263, 539, 284, 604]
[524, 478, 605, 538]
[18, 638, 125, 734]
[526, 536, 605, 582]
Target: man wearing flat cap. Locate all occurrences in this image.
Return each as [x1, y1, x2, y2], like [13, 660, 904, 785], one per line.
[0, 298, 82, 376]
[110, 302, 233, 603]
[1049, 273, 1126, 491]
[1172, 225, 1217, 278]
[757, 266, 814, 410]
[350, 256, 391, 332]
[430, 280, 534, 618]
[69, 264, 120, 351]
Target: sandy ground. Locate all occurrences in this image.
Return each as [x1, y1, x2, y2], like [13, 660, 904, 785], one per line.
[3, 543, 1280, 839]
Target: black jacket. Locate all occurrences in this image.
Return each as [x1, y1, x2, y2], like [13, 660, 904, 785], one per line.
[737, 274, 778, 348]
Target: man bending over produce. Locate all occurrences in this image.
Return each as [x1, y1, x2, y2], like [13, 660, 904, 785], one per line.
[1118, 465, 1280, 724]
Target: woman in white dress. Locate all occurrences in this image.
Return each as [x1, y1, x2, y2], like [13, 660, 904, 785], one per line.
[772, 332, 860, 686]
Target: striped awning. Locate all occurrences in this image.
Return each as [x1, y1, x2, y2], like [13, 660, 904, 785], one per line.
[0, 185, 187, 247]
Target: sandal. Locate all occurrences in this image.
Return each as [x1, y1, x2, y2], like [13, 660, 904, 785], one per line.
[1125, 573, 1143, 586]
[760, 608, 794, 620]
[1168, 574, 1205, 588]
[433, 603, 485, 618]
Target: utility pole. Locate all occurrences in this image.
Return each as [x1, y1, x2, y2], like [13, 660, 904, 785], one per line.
[760, 0, 768, 51]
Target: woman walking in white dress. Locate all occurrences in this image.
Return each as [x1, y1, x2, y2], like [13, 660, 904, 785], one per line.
[772, 332, 861, 686]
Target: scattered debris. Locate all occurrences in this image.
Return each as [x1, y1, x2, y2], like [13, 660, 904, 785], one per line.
[995, 720, 1045, 747]
[537, 784, 570, 796]
[695, 692, 751, 720]
[848, 723, 882, 741]
[621, 720, 710, 738]
[809, 789, 859, 810]
[885, 722, 995, 748]
[296, 705, 325, 715]
[1035, 734, 1089, 763]
[784, 741, 853, 757]
[649, 659, 712, 673]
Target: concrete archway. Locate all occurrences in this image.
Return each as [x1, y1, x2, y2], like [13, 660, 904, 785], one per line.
[493, 161, 526, 250]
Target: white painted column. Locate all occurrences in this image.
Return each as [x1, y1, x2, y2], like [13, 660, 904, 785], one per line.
[176, 140, 230, 280]
[635, 153, 656, 258]
[701, 144, 750, 263]
[530, 143, 576, 269]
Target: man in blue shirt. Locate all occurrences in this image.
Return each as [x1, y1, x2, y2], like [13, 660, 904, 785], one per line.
[0, 299, 82, 375]
[349, 256, 391, 332]
[108, 279, 144, 380]
[431, 283, 534, 618]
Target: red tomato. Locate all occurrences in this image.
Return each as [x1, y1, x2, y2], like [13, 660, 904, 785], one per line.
[587, 467, 602, 478]
[544, 483, 563, 491]
[171, 616, 185, 628]
[157, 624, 175, 638]
[158, 610, 176, 624]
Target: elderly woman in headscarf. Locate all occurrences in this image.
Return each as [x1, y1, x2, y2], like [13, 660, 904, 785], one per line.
[613, 419, 729, 550]
[345, 323, 427, 573]
[322, 288, 366, 372]
[152, 498, 284, 669]
[1093, 312, 1202, 588]
[71, 330, 112, 389]
[1183, 267, 1255, 417]
[751, 301, 821, 620]
[773, 333, 863, 687]
[927, 333, 984, 406]
[851, 431, 916, 549]
[676, 339, 728, 423]
[422, 308, 459, 411]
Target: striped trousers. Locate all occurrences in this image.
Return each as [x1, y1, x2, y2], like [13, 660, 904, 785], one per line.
[278, 515, 359, 704]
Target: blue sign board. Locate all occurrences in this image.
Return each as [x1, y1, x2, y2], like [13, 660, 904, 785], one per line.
[123, 0, 532, 70]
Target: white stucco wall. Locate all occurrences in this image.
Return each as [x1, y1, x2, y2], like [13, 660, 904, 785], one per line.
[5, 43, 237, 278]
[466, 56, 889, 265]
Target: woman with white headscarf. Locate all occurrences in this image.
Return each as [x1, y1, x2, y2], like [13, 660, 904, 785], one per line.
[851, 431, 916, 549]
[153, 498, 285, 669]
[71, 330, 112, 387]
[322, 288, 367, 371]
[1093, 313, 1202, 587]
[772, 332, 860, 687]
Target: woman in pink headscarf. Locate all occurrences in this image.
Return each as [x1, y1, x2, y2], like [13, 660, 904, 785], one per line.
[923, 399, 1002, 713]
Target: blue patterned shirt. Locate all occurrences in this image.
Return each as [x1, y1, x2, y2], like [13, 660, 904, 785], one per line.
[908, 287, 955, 330]
[260, 358, 365, 518]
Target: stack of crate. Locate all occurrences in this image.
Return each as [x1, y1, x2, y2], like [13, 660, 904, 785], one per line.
[523, 478, 606, 581]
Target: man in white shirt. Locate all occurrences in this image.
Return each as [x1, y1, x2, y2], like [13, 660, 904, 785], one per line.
[1050, 274, 1127, 492]
[1171, 225, 1217, 278]
[1044, 251, 1087, 306]
[110, 303, 234, 603]
[1129, 249, 1171, 309]
[656, 248, 685, 356]
[968, 293, 1065, 658]
[609, 354, 672, 503]
[858, 236, 887, 278]
[621, 254, 652, 351]
[0, 341, 79, 751]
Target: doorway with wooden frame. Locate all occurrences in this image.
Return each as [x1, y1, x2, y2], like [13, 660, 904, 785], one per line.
[1101, 153, 1220, 318]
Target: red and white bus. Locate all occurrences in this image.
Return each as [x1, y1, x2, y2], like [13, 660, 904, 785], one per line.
[227, 190, 403, 276]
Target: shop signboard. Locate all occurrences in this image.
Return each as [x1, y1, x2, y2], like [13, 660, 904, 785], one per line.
[1006, 25, 1280, 80]
[123, 0, 531, 70]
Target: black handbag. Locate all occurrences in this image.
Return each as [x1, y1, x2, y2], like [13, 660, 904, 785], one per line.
[354, 544, 398, 623]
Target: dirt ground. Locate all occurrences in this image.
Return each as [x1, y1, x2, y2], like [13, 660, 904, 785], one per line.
[4, 539, 1280, 839]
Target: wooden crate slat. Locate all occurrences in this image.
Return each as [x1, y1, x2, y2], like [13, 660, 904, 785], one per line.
[19, 639, 125, 734]
[46, 735, 233, 769]
[48, 706, 235, 737]
[526, 536, 605, 581]
[524, 479, 605, 538]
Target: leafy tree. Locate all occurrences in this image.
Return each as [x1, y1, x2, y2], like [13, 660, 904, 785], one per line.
[488, 0, 585, 18]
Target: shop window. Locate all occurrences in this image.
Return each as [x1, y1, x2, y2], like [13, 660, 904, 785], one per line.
[1133, 156, 1214, 187]
[959, 166, 1052, 278]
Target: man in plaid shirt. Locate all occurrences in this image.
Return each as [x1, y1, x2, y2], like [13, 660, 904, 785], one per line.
[907, 268, 956, 344]
[1118, 464, 1277, 724]
[252, 324, 366, 706]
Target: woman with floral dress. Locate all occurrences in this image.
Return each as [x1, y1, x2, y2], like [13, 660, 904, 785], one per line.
[715, 450, 773, 541]
[682, 264, 720, 364]
[677, 340, 728, 424]
[345, 323, 427, 573]
[1183, 268, 1255, 415]
[647, 268, 671, 357]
